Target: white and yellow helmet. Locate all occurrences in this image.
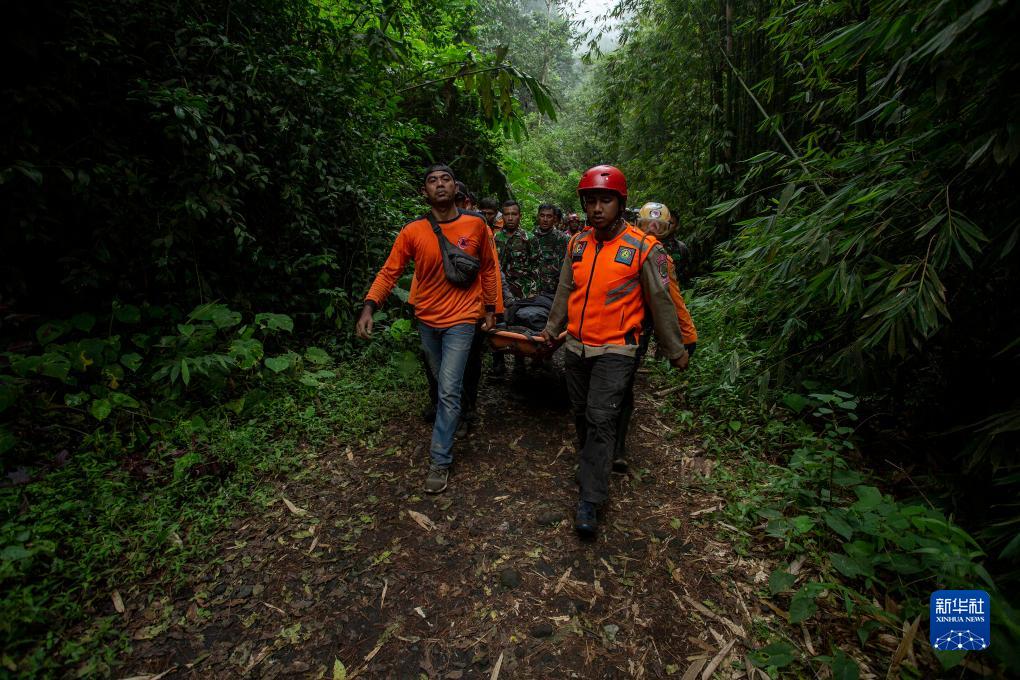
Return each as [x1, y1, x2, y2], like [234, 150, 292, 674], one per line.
[637, 202, 674, 238]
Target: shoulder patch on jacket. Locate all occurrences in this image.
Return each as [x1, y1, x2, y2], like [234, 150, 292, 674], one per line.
[655, 251, 669, 285]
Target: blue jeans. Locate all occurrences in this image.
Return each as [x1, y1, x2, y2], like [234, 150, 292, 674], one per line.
[418, 322, 475, 469]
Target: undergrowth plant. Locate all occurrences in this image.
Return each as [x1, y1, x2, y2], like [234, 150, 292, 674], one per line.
[0, 324, 422, 676]
[663, 284, 1020, 676]
[0, 302, 332, 467]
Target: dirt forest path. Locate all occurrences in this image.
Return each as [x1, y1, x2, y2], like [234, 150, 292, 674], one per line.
[118, 361, 767, 679]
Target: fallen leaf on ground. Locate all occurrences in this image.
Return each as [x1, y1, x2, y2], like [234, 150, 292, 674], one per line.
[243, 645, 272, 674]
[553, 567, 572, 594]
[683, 595, 746, 638]
[282, 497, 307, 516]
[112, 590, 125, 613]
[701, 639, 736, 679]
[407, 509, 436, 531]
[888, 614, 921, 676]
[681, 659, 706, 680]
[490, 651, 504, 680]
[262, 602, 286, 615]
[117, 668, 177, 680]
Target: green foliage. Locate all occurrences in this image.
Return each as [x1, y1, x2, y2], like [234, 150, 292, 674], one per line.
[476, 0, 580, 100]
[1, 304, 316, 465]
[1, 0, 551, 336]
[0, 353, 422, 675]
[0, 2, 560, 669]
[554, 0, 1020, 669]
[662, 290, 1020, 672]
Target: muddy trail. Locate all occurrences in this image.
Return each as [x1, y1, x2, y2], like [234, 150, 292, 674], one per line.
[116, 360, 769, 679]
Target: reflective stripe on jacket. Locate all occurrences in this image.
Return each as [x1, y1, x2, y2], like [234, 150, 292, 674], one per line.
[566, 224, 649, 346]
[544, 223, 686, 360]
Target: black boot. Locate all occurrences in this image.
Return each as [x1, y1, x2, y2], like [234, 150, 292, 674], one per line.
[575, 500, 598, 538]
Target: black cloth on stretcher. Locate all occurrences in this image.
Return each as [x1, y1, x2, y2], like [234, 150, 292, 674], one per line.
[504, 293, 554, 332]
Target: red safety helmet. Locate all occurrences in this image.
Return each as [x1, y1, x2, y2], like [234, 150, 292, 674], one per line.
[577, 165, 628, 198]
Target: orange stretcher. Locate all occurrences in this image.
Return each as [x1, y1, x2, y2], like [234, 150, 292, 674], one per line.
[487, 328, 567, 358]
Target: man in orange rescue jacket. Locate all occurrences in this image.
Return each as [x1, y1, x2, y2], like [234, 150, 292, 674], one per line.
[611, 200, 699, 472]
[540, 165, 689, 537]
[356, 165, 501, 494]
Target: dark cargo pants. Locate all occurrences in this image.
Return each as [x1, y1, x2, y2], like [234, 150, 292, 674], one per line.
[615, 329, 652, 460]
[564, 350, 638, 505]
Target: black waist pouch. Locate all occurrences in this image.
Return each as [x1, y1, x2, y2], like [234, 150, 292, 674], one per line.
[427, 212, 480, 288]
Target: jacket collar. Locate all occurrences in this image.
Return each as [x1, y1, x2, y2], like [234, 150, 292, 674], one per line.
[584, 220, 633, 246]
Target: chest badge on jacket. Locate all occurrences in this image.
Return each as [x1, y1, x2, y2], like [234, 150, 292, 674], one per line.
[457, 235, 470, 250]
[572, 240, 588, 261]
[614, 246, 636, 266]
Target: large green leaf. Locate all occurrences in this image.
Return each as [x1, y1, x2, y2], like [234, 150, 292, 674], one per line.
[264, 356, 291, 373]
[828, 552, 866, 579]
[254, 313, 294, 333]
[304, 347, 331, 365]
[850, 485, 882, 512]
[70, 313, 96, 332]
[36, 321, 70, 346]
[789, 584, 821, 623]
[113, 303, 141, 324]
[768, 569, 796, 595]
[190, 303, 242, 329]
[90, 399, 112, 421]
[39, 353, 72, 382]
[120, 353, 143, 372]
[749, 642, 796, 669]
[823, 510, 854, 540]
[109, 392, 140, 409]
[827, 649, 860, 680]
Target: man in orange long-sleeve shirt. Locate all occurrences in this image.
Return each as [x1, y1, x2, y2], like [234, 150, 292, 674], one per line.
[356, 164, 501, 494]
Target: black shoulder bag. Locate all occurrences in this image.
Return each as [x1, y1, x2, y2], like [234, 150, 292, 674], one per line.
[427, 211, 480, 288]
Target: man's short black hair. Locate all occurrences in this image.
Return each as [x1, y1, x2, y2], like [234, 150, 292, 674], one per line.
[478, 197, 499, 211]
[502, 199, 520, 210]
[555, 207, 564, 220]
[455, 181, 476, 204]
[423, 164, 455, 184]
[538, 203, 556, 214]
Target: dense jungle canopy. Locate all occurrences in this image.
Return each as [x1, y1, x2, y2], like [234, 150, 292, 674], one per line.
[1, 0, 1018, 676]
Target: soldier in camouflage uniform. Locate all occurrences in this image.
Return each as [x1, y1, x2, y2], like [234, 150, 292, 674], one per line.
[565, 212, 582, 235]
[531, 203, 571, 295]
[494, 200, 533, 298]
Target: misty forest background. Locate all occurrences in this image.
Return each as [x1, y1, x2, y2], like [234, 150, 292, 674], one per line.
[1, 0, 1018, 676]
